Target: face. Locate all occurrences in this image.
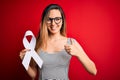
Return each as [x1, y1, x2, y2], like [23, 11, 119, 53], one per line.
[46, 9, 62, 35]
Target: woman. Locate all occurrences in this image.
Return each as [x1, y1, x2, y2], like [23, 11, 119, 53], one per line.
[20, 4, 97, 80]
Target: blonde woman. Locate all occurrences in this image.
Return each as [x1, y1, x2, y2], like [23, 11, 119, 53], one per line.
[20, 4, 97, 80]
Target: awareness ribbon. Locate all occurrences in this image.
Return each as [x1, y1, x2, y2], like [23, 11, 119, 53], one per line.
[22, 30, 43, 70]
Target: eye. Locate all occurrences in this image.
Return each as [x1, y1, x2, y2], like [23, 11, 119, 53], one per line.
[55, 17, 61, 21]
[47, 18, 51, 21]
[46, 18, 52, 23]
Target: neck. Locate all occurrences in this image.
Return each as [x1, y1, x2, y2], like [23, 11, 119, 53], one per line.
[49, 32, 62, 41]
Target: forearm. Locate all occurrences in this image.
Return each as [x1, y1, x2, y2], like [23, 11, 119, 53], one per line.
[27, 66, 37, 79]
[76, 51, 97, 75]
[20, 49, 38, 79]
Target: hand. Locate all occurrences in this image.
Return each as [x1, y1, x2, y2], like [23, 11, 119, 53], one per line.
[64, 39, 79, 56]
[19, 49, 31, 60]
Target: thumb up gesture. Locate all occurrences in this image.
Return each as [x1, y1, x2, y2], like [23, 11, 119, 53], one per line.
[64, 38, 79, 56]
[65, 38, 97, 75]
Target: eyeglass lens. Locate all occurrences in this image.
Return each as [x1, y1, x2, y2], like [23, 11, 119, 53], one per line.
[47, 17, 62, 24]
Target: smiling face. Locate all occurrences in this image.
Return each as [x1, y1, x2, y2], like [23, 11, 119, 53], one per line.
[46, 9, 62, 35]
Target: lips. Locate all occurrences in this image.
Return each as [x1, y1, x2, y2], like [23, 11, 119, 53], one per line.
[50, 27, 57, 31]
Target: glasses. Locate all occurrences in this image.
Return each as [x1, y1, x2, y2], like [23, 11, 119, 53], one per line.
[46, 17, 62, 24]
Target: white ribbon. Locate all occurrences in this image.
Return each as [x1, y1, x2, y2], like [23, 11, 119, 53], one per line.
[22, 30, 43, 70]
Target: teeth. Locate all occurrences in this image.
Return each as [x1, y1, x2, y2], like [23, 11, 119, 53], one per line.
[51, 27, 56, 30]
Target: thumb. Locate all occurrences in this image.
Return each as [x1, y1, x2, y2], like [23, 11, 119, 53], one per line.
[70, 38, 74, 45]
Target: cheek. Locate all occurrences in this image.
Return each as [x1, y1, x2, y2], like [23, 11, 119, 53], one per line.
[57, 24, 62, 30]
[47, 26, 51, 30]
[58, 24, 62, 27]
[46, 24, 50, 28]
[58, 22, 62, 28]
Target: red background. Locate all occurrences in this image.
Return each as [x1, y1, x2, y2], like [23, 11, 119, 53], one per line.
[0, 0, 120, 80]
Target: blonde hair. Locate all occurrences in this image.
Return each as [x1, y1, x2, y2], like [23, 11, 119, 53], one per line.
[35, 4, 66, 52]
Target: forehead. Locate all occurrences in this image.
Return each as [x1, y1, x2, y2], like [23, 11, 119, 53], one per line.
[48, 9, 61, 18]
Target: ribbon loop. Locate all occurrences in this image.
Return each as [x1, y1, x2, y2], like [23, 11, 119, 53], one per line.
[22, 30, 43, 70]
[23, 30, 36, 49]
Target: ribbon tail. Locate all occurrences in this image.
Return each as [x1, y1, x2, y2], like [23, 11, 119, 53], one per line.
[32, 51, 43, 68]
[22, 52, 31, 70]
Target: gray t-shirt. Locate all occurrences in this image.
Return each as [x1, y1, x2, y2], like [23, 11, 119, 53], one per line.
[38, 38, 73, 80]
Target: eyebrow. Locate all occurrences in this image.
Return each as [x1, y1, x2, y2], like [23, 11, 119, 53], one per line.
[48, 17, 62, 18]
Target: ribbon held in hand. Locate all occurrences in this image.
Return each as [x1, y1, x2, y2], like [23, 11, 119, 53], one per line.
[22, 30, 43, 70]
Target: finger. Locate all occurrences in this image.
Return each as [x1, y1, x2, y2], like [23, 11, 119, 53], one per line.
[21, 49, 31, 53]
[64, 45, 71, 50]
[64, 44, 69, 47]
[66, 49, 70, 53]
[66, 49, 72, 55]
[65, 46, 72, 52]
[19, 49, 30, 60]
[64, 44, 69, 49]
[19, 53, 25, 60]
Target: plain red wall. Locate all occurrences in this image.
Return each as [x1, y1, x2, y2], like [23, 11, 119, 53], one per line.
[0, 0, 120, 80]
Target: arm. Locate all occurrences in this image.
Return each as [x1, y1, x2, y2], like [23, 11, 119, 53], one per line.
[27, 59, 37, 79]
[64, 39, 97, 75]
[74, 41, 97, 75]
[19, 49, 37, 79]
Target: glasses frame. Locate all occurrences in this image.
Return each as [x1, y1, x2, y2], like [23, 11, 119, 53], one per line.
[46, 17, 62, 24]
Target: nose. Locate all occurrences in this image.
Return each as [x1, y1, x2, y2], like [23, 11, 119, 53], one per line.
[51, 19, 55, 26]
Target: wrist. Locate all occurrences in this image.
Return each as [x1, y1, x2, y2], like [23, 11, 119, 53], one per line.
[74, 50, 80, 57]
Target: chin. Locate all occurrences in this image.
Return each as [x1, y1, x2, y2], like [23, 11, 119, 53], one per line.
[50, 30, 60, 34]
